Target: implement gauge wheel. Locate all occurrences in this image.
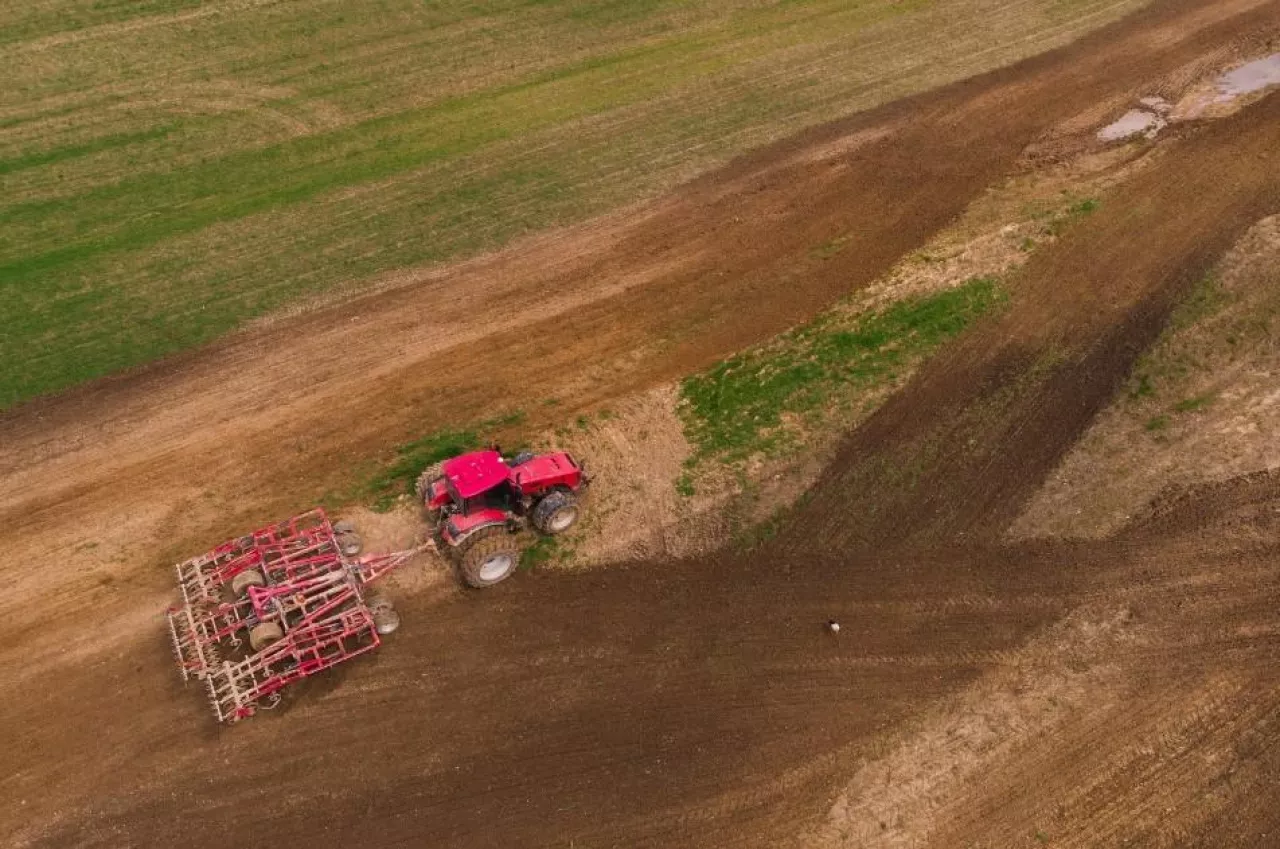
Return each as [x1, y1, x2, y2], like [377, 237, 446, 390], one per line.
[367, 596, 401, 635]
[337, 532, 363, 556]
[248, 621, 284, 652]
[454, 528, 520, 588]
[231, 568, 266, 597]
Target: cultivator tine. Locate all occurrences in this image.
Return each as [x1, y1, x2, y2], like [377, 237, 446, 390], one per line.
[175, 557, 207, 607]
[166, 607, 194, 681]
[202, 662, 256, 724]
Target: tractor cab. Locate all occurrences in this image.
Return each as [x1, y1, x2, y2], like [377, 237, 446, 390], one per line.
[438, 449, 515, 514]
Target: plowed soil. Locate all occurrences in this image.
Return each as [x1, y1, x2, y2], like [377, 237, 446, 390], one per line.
[4, 1, 1280, 847]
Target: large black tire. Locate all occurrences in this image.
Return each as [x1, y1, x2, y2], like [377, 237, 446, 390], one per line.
[531, 490, 580, 535]
[415, 462, 444, 501]
[454, 528, 521, 588]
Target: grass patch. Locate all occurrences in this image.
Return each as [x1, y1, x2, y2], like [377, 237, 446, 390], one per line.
[810, 235, 850, 260]
[1067, 197, 1100, 216]
[1144, 414, 1170, 432]
[679, 277, 1005, 465]
[520, 534, 562, 570]
[733, 504, 789, 551]
[1125, 274, 1231, 402]
[1042, 196, 1100, 236]
[676, 467, 697, 497]
[1173, 394, 1214, 413]
[1128, 373, 1154, 400]
[1169, 273, 1229, 332]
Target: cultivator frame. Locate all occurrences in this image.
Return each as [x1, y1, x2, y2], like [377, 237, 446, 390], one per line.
[166, 508, 428, 723]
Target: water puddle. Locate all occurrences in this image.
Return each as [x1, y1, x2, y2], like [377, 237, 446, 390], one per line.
[1099, 52, 1280, 142]
[1098, 108, 1165, 142]
[1216, 53, 1280, 99]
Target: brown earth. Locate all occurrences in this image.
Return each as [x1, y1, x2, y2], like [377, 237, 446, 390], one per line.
[4, 1, 1280, 847]
[1012, 213, 1280, 540]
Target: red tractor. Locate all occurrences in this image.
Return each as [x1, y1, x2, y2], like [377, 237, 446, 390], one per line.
[416, 448, 588, 587]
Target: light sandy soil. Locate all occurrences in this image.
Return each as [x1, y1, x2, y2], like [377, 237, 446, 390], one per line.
[1012, 214, 1280, 539]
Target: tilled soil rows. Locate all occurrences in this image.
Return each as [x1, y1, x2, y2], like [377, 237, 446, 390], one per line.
[4, 1, 1280, 847]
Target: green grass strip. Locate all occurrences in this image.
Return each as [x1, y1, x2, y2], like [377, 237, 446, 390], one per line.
[680, 277, 1005, 464]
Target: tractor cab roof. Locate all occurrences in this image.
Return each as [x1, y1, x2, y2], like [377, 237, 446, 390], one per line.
[441, 450, 509, 499]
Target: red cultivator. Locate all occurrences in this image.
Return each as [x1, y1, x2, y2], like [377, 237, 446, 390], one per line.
[165, 509, 428, 723]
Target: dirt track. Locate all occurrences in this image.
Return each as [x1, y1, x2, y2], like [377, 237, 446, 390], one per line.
[4, 1, 1280, 846]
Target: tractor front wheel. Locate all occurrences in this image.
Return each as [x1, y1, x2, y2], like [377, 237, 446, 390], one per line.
[531, 490, 580, 535]
[415, 462, 444, 501]
[454, 529, 521, 588]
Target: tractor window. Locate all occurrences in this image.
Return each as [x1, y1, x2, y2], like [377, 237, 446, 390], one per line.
[463, 482, 513, 515]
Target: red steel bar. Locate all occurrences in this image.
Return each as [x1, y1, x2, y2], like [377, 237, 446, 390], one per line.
[166, 508, 431, 723]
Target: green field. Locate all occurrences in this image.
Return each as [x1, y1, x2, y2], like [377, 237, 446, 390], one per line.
[0, 0, 1147, 409]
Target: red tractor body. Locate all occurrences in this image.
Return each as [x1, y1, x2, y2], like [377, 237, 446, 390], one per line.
[425, 450, 583, 507]
[419, 448, 588, 586]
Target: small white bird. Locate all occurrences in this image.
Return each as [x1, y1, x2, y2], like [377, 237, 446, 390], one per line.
[827, 619, 841, 634]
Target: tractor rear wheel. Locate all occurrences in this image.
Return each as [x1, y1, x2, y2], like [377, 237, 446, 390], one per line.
[531, 490, 579, 535]
[415, 462, 444, 500]
[454, 529, 520, 588]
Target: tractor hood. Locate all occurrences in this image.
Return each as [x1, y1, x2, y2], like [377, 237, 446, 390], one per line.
[441, 450, 508, 499]
[509, 452, 579, 488]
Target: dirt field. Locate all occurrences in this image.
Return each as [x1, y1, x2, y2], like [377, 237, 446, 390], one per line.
[4, 1, 1280, 847]
[0, 0, 1155, 408]
[1013, 213, 1280, 540]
